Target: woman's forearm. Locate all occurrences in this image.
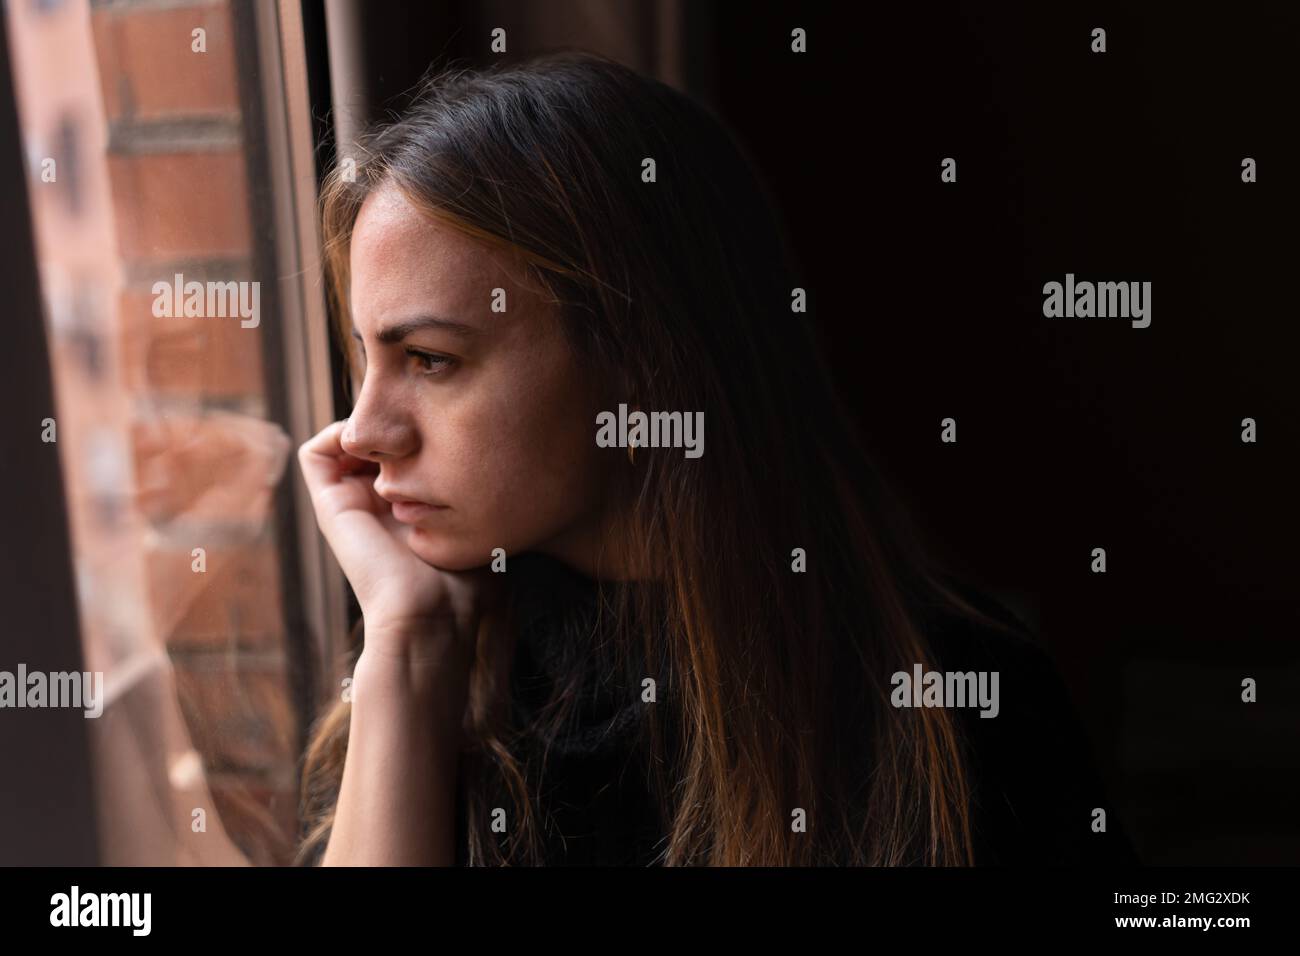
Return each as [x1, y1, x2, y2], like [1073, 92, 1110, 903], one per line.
[320, 636, 463, 866]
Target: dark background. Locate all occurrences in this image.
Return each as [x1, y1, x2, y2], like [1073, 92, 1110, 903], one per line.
[740, 4, 1298, 866]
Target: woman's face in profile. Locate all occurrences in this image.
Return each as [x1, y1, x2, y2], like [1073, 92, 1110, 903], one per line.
[342, 184, 612, 573]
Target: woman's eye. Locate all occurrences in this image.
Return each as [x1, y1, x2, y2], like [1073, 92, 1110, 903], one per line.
[406, 349, 455, 375]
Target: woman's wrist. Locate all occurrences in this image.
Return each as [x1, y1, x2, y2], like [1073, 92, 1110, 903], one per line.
[353, 630, 471, 744]
[358, 612, 474, 668]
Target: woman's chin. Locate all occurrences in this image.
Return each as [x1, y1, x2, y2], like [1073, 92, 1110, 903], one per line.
[404, 530, 488, 573]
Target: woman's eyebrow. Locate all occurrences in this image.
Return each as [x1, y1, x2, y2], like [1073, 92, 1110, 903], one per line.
[354, 315, 483, 345]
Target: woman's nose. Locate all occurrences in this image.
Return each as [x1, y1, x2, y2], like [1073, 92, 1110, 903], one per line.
[339, 381, 415, 461]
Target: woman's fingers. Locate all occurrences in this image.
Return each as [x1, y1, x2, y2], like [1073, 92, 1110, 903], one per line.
[297, 419, 349, 489]
[299, 420, 378, 489]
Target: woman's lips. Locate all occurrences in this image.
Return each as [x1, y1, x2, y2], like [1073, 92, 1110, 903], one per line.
[376, 488, 449, 524]
[391, 501, 446, 523]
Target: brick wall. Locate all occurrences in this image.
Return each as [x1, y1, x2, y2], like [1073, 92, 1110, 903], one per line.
[10, 0, 303, 864]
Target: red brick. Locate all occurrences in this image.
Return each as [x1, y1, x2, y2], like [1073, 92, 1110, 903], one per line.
[91, 1, 240, 123]
[129, 411, 293, 528]
[118, 287, 265, 399]
[107, 150, 251, 260]
[145, 537, 285, 650]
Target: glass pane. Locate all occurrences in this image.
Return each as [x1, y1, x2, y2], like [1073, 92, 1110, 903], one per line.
[5, 0, 311, 865]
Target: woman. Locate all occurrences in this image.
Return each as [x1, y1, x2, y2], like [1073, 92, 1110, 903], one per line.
[294, 50, 1137, 866]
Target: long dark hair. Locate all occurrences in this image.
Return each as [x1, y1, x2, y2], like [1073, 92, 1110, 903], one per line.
[298, 49, 1016, 866]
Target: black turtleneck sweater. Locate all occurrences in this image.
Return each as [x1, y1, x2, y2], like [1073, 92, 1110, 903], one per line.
[452, 553, 668, 866]
[451, 556, 1140, 866]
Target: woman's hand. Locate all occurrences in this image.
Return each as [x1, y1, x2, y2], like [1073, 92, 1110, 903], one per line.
[302, 420, 485, 865]
[297, 420, 491, 684]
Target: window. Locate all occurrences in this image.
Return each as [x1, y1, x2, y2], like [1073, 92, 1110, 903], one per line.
[4, 0, 343, 865]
